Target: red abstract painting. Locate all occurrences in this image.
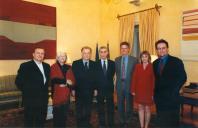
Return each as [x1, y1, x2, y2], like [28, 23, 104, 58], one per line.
[0, 0, 56, 59]
[181, 8, 198, 61]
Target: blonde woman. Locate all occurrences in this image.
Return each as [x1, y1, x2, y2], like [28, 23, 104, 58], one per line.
[50, 52, 75, 127]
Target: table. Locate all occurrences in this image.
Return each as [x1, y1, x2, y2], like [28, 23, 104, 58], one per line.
[181, 92, 198, 118]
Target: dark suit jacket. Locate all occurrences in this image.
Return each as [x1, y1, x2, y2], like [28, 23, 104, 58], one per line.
[72, 59, 96, 97]
[153, 55, 187, 110]
[95, 59, 115, 95]
[15, 60, 50, 107]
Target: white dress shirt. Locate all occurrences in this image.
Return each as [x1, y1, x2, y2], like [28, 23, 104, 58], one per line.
[83, 60, 89, 68]
[34, 60, 46, 84]
[101, 59, 108, 69]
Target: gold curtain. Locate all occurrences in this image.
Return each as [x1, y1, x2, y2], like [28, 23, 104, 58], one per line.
[139, 9, 159, 54]
[119, 15, 135, 49]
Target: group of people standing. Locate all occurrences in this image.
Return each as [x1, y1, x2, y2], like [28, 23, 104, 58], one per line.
[15, 39, 187, 128]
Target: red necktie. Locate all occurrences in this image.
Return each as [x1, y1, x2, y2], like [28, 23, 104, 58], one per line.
[121, 57, 126, 79]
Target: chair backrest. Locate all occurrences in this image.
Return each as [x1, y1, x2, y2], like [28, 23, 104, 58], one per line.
[0, 75, 18, 93]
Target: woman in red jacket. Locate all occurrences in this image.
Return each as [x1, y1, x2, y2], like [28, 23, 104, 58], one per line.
[130, 51, 155, 128]
[50, 52, 75, 128]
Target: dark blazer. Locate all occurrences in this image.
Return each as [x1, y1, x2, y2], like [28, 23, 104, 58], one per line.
[153, 55, 187, 109]
[95, 59, 115, 94]
[72, 59, 96, 96]
[15, 60, 50, 107]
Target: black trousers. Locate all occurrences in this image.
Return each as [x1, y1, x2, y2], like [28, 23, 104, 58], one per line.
[156, 106, 180, 128]
[53, 103, 69, 128]
[76, 94, 93, 127]
[97, 92, 114, 127]
[24, 105, 47, 127]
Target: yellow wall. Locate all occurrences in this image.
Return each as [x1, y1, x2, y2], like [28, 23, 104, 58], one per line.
[0, 0, 198, 84]
[100, 0, 198, 84]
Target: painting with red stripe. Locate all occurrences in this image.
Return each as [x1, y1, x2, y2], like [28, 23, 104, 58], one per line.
[0, 0, 56, 59]
[181, 8, 198, 61]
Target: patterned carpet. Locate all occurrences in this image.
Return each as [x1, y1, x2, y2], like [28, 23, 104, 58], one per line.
[0, 103, 197, 128]
[0, 103, 156, 128]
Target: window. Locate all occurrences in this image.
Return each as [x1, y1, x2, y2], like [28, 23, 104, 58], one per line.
[131, 25, 140, 58]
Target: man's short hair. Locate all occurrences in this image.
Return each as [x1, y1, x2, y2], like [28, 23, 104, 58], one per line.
[120, 42, 130, 48]
[155, 39, 169, 49]
[99, 46, 108, 52]
[34, 48, 44, 53]
[81, 46, 92, 53]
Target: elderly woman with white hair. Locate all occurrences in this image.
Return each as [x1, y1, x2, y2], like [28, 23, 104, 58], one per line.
[50, 52, 75, 127]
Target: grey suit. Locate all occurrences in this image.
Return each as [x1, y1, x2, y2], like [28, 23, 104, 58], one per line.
[115, 55, 138, 124]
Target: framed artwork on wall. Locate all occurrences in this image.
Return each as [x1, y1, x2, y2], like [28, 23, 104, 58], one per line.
[0, 0, 56, 60]
[181, 9, 198, 61]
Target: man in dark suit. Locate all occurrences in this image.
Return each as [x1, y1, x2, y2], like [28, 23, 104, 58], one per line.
[15, 48, 50, 127]
[95, 46, 115, 127]
[72, 46, 96, 127]
[153, 39, 187, 127]
[115, 42, 138, 126]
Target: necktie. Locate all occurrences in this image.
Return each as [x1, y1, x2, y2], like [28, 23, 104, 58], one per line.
[84, 62, 88, 70]
[121, 57, 126, 80]
[159, 59, 164, 75]
[103, 60, 107, 75]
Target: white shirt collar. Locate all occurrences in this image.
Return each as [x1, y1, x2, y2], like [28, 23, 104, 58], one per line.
[101, 59, 108, 67]
[83, 59, 89, 63]
[33, 60, 46, 84]
[101, 59, 107, 62]
[34, 59, 42, 65]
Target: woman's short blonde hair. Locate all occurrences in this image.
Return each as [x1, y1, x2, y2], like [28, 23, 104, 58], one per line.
[56, 52, 67, 60]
